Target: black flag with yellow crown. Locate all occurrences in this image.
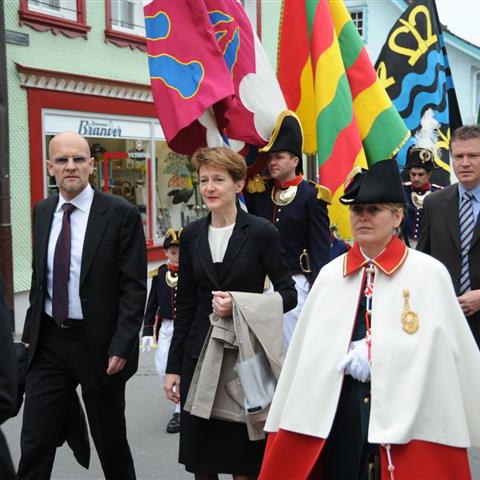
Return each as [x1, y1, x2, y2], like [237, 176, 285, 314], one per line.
[375, 0, 462, 186]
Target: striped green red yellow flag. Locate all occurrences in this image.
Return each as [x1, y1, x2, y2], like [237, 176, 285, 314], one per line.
[277, 0, 409, 238]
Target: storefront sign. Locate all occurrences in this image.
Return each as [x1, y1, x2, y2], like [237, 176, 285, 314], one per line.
[78, 119, 122, 137]
[43, 110, 165, 140]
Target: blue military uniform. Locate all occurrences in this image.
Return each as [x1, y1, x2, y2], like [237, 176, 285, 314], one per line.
[403, 181, 442, 244]
[245, 109, 331, 347]
[244, 177, 330, 284]
[141, 228, 181, 433]
[142, 263, 177, 340]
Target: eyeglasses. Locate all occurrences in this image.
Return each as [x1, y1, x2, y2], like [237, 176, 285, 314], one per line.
[350, 205, 385, 216]
[51, 156, 90, 165]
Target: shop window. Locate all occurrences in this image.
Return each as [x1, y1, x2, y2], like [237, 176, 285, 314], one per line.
[105, 0, 148, 51]
[19, 0, 90, 38]
[155, 144, 208, 237]
[45, 135, 206, 243]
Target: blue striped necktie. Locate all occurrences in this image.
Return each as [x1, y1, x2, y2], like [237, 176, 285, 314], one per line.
[459, 191, 474, 295]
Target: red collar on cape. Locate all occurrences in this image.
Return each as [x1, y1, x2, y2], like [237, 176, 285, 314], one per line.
[343, 236, 408, 277]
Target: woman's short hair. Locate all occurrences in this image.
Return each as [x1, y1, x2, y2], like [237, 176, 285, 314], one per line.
[192, 147, 247, 182]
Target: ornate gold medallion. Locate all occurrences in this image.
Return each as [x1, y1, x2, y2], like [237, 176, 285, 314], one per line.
[411, 190, 431, 209]
[271, 186, 297, 206]
[166, 270, 178, 288]
[401, 289, 419, 334]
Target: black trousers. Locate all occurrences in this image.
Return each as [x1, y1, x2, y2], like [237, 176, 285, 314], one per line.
[18, 318, 136, 480]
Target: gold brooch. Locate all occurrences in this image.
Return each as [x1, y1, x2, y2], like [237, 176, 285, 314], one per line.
[271, 185, 297, 206]
[166, 270, 178, 288]
[401, 289, 419, 334]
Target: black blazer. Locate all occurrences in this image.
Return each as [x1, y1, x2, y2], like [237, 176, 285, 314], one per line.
[0, 277, 16, 479]
[22, 189, 147, 380]
[417, 184, 480, 343]
[166, 208, 297, 375]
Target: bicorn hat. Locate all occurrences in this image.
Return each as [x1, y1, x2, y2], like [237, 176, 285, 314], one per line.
[163, 228, 182, 250]
[340, 160, 406, 205]
[259, 110, 304, 173]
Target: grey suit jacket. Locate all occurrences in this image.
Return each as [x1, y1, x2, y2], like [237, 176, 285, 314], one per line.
[417, 183, 480, 344]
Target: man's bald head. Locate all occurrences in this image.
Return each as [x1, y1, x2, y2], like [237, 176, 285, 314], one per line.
[48, 132, 91, 159]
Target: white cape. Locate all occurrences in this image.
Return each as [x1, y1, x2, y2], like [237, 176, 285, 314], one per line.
[265, 249, 480, 448]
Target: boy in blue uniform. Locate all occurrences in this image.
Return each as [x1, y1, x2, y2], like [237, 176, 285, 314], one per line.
[141, 229, 182, 433]
[244, 110, 331, 347]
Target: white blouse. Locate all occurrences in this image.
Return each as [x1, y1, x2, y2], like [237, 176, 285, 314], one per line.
[208, 223, 235, 263]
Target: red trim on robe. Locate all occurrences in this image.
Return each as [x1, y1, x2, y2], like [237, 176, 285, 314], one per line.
[259, 429, 471, 479]
[259, 430, 325, 479]
[379, 440, 470, 480]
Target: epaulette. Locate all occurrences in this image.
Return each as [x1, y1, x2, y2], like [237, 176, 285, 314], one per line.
[403, 181, 412, 186]
[247, 174, 269, 194]
[148, 267, 160, 278]
[308, 181, 332, 204]
[431, 183, 443, 189]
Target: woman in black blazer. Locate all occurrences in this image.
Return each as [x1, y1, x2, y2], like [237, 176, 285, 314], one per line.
[165, 147, 297, 479]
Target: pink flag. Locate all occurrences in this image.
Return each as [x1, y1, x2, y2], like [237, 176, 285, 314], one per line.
[144, 0, 285, 155]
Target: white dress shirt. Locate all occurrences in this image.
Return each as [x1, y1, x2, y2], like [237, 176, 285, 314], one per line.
[45, 184, 94, 320]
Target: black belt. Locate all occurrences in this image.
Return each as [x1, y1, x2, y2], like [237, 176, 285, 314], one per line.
[44, 313, 84, 329]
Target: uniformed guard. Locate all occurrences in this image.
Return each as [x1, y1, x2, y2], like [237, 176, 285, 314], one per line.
[141, 228, 182, 433]
[402, 110, 443, 247]
[244, 110, 331, 348]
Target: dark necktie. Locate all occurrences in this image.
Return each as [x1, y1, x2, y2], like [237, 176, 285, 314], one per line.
[459, 191, 474, 295]
[52, 203, 76, 326]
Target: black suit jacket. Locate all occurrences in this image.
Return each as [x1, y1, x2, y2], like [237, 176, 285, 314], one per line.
[22, 189, 147, 380]
[417, 184, 480, 342]
[166, 208, 297, 374]
[0, 277, 16, 479]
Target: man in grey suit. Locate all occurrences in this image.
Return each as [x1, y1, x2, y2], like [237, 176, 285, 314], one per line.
[19, 132, 147, 479]
[417, 125, 480, 347]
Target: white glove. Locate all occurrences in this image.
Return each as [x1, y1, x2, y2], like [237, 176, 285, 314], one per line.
[337, 338, 371, 383]
[141, 336, 155, 353]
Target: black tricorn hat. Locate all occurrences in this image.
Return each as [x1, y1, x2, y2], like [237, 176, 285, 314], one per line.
[259, 110, 303, 173]
[340, 160, 406, 205]
[405, 146, 437, 171]
[163, 228, 182, 250]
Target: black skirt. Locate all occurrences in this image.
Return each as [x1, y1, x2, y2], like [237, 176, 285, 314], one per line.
[178, 353, 266, 475]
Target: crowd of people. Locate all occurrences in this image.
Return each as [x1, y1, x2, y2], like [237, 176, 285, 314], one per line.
[2, 112, 480, 480]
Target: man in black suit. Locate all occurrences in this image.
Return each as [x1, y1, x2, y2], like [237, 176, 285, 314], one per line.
[0, 276, 16, 480]
[19, 132, 147, 479]
[417, 125, 480, 347]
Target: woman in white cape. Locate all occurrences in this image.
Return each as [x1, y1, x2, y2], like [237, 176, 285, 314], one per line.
[259, 159, 480, 480]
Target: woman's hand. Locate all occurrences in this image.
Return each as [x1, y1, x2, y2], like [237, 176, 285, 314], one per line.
[164, 374, 181, 404]
[212, 291, 233, 317]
